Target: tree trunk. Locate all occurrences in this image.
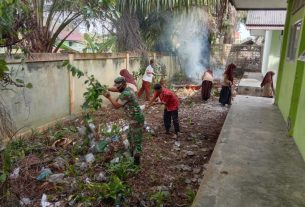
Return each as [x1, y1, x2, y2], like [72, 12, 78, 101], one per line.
[116, 11, 146, 52]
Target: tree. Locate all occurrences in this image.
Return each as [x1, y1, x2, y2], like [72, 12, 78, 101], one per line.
[105, 0, 233, 52]
[0, 0, 113, 53]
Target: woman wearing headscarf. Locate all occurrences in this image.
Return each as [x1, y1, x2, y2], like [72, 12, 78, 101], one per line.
[261, 71, 275, 98]
[219, 63, 236, 106]
[120, 69, 138, 92]
[201, 69, 214, 101]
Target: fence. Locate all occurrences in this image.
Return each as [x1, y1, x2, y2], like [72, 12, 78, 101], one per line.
[1, 53, 180, 139]
[226, 44, 263, 72]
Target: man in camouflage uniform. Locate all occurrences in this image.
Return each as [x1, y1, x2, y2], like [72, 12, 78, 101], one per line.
[104, 77, 144, 165]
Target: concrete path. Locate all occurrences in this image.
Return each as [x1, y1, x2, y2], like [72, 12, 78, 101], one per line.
[192, 96, 305, 207]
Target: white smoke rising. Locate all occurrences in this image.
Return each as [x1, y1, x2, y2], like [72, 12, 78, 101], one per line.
[165, 8, 210, 81]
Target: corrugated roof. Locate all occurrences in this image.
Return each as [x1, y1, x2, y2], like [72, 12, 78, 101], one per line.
[246, 10, 286, 26]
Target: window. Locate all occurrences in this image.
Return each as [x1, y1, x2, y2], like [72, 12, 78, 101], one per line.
[287, 21, 302, 61]
[292, 0, 305, 14]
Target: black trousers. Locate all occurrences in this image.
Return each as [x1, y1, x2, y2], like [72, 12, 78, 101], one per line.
[164, 109, 180, 134]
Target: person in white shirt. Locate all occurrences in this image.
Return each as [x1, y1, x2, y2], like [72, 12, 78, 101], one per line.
[138, 59, 155, 101]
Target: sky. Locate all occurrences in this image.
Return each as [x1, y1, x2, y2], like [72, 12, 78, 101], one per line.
[239, 23, 251, 41]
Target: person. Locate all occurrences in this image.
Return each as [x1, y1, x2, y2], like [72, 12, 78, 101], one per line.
[261, 71, 275, 98]
[147, 84, 180, 140]
[120, 69, 138, 92]
[201, 69, 214, 101]
[138, 59, 155, 101]
[103, 77, 144, 165]
[219, 63, 236, 106]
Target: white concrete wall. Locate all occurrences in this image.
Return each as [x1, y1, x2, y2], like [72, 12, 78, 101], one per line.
[1, 53, 180, 138]
[262, 30, 273, 75]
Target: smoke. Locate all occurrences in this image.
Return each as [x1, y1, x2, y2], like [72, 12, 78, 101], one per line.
[162, 8, 210, 81]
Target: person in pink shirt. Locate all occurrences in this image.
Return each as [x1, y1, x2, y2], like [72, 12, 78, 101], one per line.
[147, 84, 180, 139]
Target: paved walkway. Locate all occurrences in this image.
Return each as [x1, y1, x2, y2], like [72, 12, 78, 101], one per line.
[192, 96, 305, 207]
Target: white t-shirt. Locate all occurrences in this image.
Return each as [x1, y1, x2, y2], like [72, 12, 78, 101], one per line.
[142, 65, 154, 83]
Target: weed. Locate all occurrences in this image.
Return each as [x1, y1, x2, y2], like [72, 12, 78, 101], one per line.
[0, 139, 26, 182]
[55, 121, 63, 129]
[150, 191, 167, 207]
[76, 175, 130, 204]
[107, 158, 139, 180]
[186, 188, 196, 204]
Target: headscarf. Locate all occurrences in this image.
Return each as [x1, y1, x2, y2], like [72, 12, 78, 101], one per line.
[206, 69, 213, 76]
[224, 63, 236, 82]
[119, 69, 136, 85]
[261, 71, 275, 87]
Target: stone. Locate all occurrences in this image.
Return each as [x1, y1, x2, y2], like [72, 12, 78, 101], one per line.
[53, 157, 67, 170]
[192, 178, 198, 183]
[186, 151, 195, 156]
[174, 141, 181, 147]
[193, 168, 201, 174]
[85, 153, 95, 164]
[20, 197, 31, 206]
[185, 179, 192, 184]
[203, 164, 209, 170]
[95, 172, 107, 182]
[47, 173, 65, 183]
[176, 164, 192, 172]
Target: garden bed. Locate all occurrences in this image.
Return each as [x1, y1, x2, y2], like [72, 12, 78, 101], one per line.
[0, 91, 228, 207]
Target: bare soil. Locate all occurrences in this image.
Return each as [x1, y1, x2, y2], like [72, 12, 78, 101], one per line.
[0, 90, 228, 207]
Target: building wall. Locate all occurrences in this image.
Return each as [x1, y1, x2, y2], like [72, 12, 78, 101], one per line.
[262, 30, 273, 75]
[276, 1, 305, 159]
[267, 30, 283, 87]
[1, 53, 180, 141]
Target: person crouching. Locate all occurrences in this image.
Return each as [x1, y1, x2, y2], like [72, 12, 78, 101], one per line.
[147, 84, 180, 140]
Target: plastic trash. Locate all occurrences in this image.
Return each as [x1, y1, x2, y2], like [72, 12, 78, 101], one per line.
[10, 167, 20, 179]
[41, 194, 52, 207]
[88, 123, 96, 133]
[110, 157, 120, 164]
[111, 135, 119, 142]
[77, 126, 86, 136]
[140, 105, 145, 111]
[36, 168, 52, 181]
[123, 139, 130, 150]
[47, 173, 65, 184]
[95, 140, 109, 152]
[20, 197, 31, 206]
[85, 153, 95, 164]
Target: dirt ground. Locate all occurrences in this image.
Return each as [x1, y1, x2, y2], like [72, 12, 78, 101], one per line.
[0, 90, 228, 207]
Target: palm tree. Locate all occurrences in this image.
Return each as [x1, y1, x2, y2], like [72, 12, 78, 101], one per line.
[0, 0, 112, 53]
[111, 0, 232, 52]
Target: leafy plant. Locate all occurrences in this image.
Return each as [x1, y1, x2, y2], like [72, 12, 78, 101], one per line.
[77, 176, 129, 204]
[82, 75, 108, 111]
[107, 158, 139, 180]
[100, 123, 120, 137]
[150, 191, 168, 207]
[186, 188, 196, 204]
[0, 139, 26, 183]
[58, 60, 84, 78]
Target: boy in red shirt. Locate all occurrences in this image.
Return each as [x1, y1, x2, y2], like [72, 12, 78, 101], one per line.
[147, 84, 180, 139]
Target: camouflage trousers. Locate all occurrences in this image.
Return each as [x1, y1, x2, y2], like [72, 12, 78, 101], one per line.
[128, 120, 144, 155]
